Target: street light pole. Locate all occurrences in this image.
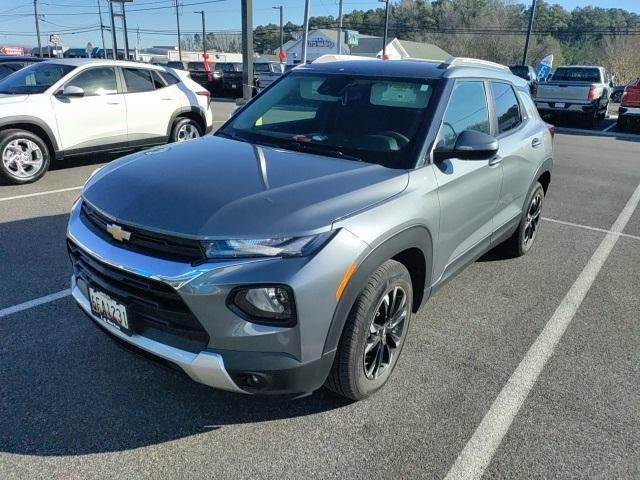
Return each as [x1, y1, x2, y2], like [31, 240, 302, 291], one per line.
[33, 0, 42, 58]
[381, 0, 390, 59]
[121, 1, 130, 60]
[301, 0, 310, 64]
[195, 10, 206, 56]
[337, 0, 343, 54]
[241, 0, 254, 100]
[108, 0, 117, 59]
[272, 6, 283, 62]
[97, 0, 107, 55]
[175, 0, 182, 62]
[522, 0, 537, 66]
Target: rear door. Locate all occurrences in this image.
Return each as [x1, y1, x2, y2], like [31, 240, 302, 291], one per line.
[489, 81, 546, 242]
[431, 80, 503, 282]
[121, 67, 181, 145]
[50, 66, 127, 152]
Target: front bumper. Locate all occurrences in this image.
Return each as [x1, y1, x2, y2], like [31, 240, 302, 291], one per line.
[72, 276, 245, 393]
[67, 199, 369, 394]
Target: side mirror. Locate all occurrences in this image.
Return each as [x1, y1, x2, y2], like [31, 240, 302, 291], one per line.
[434, 130, 499, 162]
[60, 85, 85, 97]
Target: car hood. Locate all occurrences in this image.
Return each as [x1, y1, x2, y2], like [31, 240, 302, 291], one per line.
[83, 136, 409, 238]
[0, 94, 29, 103]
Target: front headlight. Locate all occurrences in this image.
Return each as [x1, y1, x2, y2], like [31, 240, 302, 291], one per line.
[201, 231, 333, 259]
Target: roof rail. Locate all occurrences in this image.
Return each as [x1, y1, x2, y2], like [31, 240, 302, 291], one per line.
[440, 56, 510, 71]
[312, 54, 376, 64]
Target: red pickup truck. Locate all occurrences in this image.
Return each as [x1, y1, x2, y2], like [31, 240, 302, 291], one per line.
[617, 78, 640, 132]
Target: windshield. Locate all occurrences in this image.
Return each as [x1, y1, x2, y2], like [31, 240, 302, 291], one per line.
[221, 63, 241, 72]
[219, 72, 436, 169]
[552, 67, 600, 82]
[188, 62, 210, 71]
[0, 62, 75, 94]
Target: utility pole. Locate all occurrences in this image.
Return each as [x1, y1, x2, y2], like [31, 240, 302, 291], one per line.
[33, 0, 42, 58]
[301, 0, 310, 64]
[108, 0, 117, 59]
[272, 6, 283, 61]
[175, 0, 182, 62]
[381, 0, 390, 59]
[241, 0, 254, 100]
[97, 0, 107, 55]
[121, 1, 130, 60]
[522, 0, 537, 65]
[337, 0, 343, 54]
[195, 10, 206, 56]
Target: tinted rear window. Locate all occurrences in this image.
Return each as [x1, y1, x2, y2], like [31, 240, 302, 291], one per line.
[509, 66, 529, 78]
[552, 68, 600, 82]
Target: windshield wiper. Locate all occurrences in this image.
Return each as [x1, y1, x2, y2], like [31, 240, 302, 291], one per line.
[271, 140, 364, 163]
[216, 130, 249, 143]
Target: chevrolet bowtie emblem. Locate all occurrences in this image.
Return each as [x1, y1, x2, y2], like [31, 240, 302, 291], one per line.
[106, 223, 132, 242]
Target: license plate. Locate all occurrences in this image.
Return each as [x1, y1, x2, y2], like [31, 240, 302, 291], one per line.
[555, 102, 565, 108]
[89, 287, 130, 332]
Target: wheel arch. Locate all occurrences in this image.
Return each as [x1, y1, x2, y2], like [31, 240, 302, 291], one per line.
[0, 116, 60, 159]
[166, 107, 206, 137]
[322, 225, 434, 355]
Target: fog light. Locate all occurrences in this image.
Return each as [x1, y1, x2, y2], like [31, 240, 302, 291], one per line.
[230, 286, 296, 326]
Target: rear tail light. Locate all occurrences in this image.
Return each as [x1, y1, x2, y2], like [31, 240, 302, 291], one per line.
[587, 86, 596, 101]
[196, 90, 210, 97]
[531, 83, 537, 98]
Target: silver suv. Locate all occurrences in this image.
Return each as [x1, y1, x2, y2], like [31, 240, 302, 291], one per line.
[67, 58, 553, 400]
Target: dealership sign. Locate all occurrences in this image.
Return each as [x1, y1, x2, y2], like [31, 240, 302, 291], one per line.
[0, 46, 25, 56]
[307, 38, 335, 49]
[49, 34, 60, 45]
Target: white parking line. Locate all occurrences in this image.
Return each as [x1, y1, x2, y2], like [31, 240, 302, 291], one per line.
[444, 181, 640, 480]
[0, 186, 82, 202]
[543, 216, 640, 241]
[602, 122, 617, 132]
[0, 289, 71, 319]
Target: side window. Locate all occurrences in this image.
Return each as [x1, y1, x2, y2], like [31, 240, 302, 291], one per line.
[67, 67, 117, 96]
[490, 82, 522, 134]
[151, 70, 166, 89]
[159, 71, 180, 85]
[438, 81, 490, 150]
[122, 68, 155, 93]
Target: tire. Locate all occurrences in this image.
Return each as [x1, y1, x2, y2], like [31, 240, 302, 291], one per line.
[502, 181, 545, 257]
[0, 129, 51, 184]
[325, 259, 413, 401]
[170, 117, 202, 143]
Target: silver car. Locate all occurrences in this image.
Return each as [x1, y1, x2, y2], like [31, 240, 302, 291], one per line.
[67, 58, 553, 400]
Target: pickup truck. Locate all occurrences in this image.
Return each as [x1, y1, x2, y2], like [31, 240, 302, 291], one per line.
[535, 65, 611, 126]
[617, 78, 640, 132]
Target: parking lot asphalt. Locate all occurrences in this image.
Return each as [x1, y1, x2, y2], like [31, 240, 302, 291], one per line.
[0, 103, 639, 479]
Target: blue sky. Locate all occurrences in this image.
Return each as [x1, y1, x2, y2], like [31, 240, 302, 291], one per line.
[1, 0, 639, 49]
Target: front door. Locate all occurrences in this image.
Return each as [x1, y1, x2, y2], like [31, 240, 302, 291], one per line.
[431, 80, 503, 283]
[50, 66, 127, 152]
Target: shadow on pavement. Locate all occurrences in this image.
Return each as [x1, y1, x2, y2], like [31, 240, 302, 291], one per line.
[0, 215, 351, 457]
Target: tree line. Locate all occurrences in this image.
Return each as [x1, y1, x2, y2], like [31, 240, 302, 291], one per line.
[182, 0, 640, 84]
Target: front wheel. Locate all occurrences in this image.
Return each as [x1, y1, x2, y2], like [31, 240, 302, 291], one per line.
[0, 129, 50, 184]
[170, 117, 202, 143]
[325, 260, 413, 401]
[502, 181, 545, 257]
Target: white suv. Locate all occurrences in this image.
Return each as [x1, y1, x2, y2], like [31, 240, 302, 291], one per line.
[0, 59, 214, 184]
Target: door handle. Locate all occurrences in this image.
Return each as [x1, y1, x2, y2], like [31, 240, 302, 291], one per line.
[488, 155, 502, 167]
[107, 101, 120, 105]
[531, 138, 542, 148]
[161, 97, 173, 101]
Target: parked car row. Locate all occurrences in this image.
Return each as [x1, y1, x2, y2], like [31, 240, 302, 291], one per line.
[617, 78, 640, 132]
[0, 59, 213, 184]
[165, 60, 283, 97]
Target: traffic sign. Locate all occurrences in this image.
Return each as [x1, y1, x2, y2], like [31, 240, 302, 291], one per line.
[49, 34, 60, 45]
